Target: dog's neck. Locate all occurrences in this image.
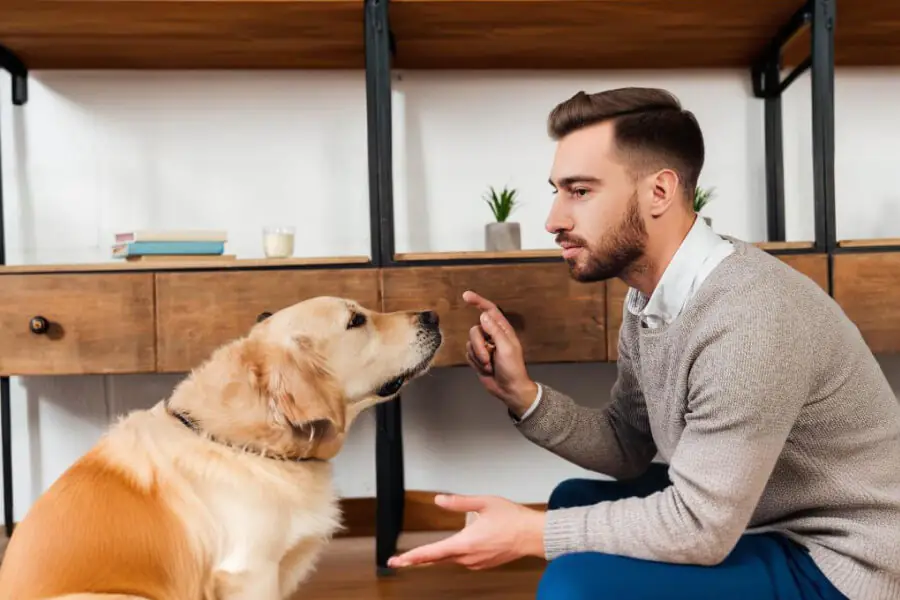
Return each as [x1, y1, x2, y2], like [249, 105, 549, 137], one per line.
[163, 397, 324, 463]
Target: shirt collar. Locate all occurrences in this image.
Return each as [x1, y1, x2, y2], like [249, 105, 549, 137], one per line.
[625, 216, 727, 326]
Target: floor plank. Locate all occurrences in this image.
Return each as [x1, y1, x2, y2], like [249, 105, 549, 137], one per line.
[0, 533, 544, 598]
[296, 532, 545, 599]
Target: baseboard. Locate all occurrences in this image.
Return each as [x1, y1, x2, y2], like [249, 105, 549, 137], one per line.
[337, 490, 547, 538]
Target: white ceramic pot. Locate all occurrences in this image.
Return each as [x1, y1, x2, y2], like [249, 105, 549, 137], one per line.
[485, 221, 521, 252]
[703, 216, 713, 229]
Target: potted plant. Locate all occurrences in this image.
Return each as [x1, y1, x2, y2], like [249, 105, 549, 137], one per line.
[483, 185, 521, 252]
[694, 185, 715, 228]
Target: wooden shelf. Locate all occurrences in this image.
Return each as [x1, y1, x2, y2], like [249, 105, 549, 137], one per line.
[393, 249, 560, 263]
[834, 0, 900, 66]
[393, 242, 813, 264]
[752, 240, 815, 251]
[0, 255, 371, 275]
[779, 1, 900, 67]
[837, 238, 900, 249]
[2, 0, 897, 72]
[389, 0, 804, 70]
[0, 1, 365, 69]
[833, 252, 900, 355]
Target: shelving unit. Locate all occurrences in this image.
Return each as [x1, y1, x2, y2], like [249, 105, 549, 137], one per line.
[825, 1, 900, 356]
[1, 0, 898, 577]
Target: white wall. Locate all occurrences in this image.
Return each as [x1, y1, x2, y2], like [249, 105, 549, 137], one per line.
[2, 67, 900, 522]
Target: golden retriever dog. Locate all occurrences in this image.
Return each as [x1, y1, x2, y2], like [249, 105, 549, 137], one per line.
[0, 296, 443, 600]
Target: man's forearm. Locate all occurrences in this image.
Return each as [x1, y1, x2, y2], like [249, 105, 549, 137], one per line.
[514, 383, 656, 480]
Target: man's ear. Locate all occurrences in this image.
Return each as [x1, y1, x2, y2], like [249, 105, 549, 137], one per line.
[244, 336, 347, 459]
[647, 168, 681, 218]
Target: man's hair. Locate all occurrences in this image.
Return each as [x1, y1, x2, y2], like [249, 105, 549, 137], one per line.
[547, 87, 705, 199]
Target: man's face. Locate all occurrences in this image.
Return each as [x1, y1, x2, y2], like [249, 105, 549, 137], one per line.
[546, 121, 648, 282]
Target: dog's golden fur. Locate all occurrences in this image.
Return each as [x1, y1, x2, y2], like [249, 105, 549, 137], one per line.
[0, 296, 442, 600]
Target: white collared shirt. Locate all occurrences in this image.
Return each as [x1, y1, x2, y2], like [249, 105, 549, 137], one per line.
[519, 216, 734, 420]
[625, 216, 734, 329]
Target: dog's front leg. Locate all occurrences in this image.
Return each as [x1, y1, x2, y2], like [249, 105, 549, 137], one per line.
[213, 566, 280, 600]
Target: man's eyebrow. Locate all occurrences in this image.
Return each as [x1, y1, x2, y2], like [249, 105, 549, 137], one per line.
[549, 175, 601, 188]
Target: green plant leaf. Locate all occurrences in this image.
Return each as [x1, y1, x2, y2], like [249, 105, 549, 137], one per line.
[483, 184, 520, 222]
[694, 186, 715, 212]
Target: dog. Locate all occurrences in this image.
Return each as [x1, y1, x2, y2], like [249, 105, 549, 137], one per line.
[0, 295, 443, 600]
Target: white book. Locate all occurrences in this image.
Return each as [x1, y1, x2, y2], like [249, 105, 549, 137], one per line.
[114, 229, 228, 243]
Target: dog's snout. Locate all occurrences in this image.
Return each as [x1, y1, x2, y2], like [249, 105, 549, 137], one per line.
[418, 310, 440, 329]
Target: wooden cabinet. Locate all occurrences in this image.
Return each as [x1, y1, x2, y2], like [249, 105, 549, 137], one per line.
[381, 263, 607, 367]
[832, 252, 900, 355]
[0, 273, 156, 375]
[605, 251, 830, 361]
[779, 252, 830, 292]
[0, 249, 887, 377]
[154, 267, 381, 372]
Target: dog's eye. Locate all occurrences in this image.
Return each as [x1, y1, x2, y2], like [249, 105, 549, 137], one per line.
[347, 312, 367, 329]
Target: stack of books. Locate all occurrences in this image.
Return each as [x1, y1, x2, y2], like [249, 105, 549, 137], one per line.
[112, 230, 232, 262]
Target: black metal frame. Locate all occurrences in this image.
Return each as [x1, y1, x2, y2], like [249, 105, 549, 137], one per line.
[751, 0, 835, 263]
[0, 44, 27, 539]
[364, 0, 407, 576]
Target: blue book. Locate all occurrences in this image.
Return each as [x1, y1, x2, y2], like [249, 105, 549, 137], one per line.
[112, 240, 225, 257]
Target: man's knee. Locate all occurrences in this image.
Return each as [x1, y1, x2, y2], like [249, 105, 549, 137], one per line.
[537, 552, 671, 600]
[536, 554, 597, 600]
[547, 478, 595, 510]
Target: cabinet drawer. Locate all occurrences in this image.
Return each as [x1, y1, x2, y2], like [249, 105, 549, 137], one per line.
[381, 263, 607, 367]
[155, 268, 381, 372]
[833, 252, 900, 354]
[0, 273, 156, 375]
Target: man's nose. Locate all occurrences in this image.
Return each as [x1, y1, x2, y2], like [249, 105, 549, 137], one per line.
[545, 199, 572, 234]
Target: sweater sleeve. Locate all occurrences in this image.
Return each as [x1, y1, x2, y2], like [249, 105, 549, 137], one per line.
[514, 313, 657, 480]
[540, 302, 814, 564]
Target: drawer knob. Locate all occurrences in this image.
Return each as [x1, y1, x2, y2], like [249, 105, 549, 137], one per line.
[29, 316, 50, 335]
[257, 311, 273, 323]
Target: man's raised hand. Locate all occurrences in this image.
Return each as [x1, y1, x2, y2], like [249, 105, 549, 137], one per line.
[462, 290, 538, 417]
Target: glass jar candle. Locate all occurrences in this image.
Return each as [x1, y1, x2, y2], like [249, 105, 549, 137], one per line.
[263, 226, 295, 258]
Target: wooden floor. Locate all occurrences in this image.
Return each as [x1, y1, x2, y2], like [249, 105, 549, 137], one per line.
[0, 532, 544, 598]
[296, 532, 545, 599]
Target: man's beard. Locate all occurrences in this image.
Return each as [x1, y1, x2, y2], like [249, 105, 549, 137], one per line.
[559, 193, 648, 283]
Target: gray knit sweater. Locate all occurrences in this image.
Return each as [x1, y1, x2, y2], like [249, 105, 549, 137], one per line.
[517, 239, 900, 600]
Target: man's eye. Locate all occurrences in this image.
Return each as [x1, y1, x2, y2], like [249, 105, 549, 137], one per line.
[348, 312, 367, 329]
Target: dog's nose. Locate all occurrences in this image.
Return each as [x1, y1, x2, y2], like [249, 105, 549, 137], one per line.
[419, 310, 440, 328]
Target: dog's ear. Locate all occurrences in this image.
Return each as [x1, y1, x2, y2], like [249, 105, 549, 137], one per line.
[244, 336, 347, 460]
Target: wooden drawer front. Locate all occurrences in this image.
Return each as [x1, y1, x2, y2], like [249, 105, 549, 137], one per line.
[605, 278, 630, 362]
[833, 252, 900, 355]
[605, 252, 830, 361]
[778, 252, 829, 292]
[0, 273, 156, 375]
[381, 263, 607, 367]
[155, 268, 381, 372]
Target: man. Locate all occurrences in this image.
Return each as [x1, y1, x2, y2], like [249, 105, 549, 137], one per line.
[387, 88, 900, 599]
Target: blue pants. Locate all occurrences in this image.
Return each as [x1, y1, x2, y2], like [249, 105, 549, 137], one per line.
[537, 464, 848, 600]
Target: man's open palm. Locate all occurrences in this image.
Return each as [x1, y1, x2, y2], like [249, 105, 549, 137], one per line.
[386, 494, 546, 570]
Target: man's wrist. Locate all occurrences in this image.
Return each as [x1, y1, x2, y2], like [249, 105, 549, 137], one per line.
[508, 379, 540, 419]
[523, 506, 547, 559]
